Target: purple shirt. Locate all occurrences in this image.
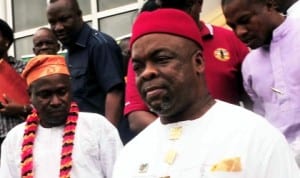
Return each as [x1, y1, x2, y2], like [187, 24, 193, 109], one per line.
[242, 17, 300, 142]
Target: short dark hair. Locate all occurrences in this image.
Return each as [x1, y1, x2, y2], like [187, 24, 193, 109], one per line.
[140, 0, 160, 12]
[159, 0, 198, 11]
[0, 19, 14, 47]
[221, 0, 267, 6]
[49, 0, 82, 16]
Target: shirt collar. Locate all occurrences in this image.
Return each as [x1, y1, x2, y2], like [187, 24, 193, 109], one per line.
[199, 21, 214, 40]
[63, 23, 91, 49]
[272, 16, 288, 43]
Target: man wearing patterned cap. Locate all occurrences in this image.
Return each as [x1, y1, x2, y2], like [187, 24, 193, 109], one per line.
[0, 55, 123, 178]
[112, 8, 299, 178]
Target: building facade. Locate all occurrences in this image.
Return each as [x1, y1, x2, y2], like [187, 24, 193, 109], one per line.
[0, 0, 225, 60]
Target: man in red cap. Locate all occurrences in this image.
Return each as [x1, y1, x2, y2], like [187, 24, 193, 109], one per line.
[124, 0, 252, 134]
[0, 55, 123, 178]
[112, 8, 299, 178]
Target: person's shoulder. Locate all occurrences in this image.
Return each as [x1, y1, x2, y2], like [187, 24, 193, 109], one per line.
[243, 46, 266, 64]
[123, 119, 160, 147]
[5, 122, 26, 140]
[213, 101, 280, 135]
[77, 112, 117, 131]
[206, 24, 248, 50]
[90, 28, 117, 45]
[78, 111, 111, 124]
[209, 24, 240, 39]
[210, 25, 234, 35]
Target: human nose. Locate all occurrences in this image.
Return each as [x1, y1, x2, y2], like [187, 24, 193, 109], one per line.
[140, 62, 158, 81]
[235, 25, 248, 39]
[52, 22, 64, 32]
[50, 94, 62, 105]
[40, 43, 49, 49]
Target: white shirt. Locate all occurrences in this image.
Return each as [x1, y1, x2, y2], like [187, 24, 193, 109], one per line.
[287, 1, 300, 18]
[0, 112, 123, 178]
[113, 101, 300, 178]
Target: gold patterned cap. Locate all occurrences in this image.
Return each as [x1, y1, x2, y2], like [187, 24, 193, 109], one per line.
[22, 55, 70, 86]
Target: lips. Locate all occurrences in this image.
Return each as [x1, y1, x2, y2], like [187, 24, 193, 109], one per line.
[48, 109, 68, 116]
[56, 33, 67, 40]
[143, 86, 165, 100]
[241, 36, 256, 48]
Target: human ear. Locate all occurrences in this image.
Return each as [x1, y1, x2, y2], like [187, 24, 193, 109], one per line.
[193, 50, 205, 74]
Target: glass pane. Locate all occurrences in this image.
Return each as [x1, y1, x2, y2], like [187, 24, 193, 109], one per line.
[97, 0, 136, 11]
[77, 0, 91, 15]
[99, 11, 137, 39]
[12, 0, 90, 32]
[12, 0, 48, 31]
[15, 36, 34, 61]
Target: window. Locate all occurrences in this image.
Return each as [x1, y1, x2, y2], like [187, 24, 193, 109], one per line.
[12, 0, 48, 32]
[99, 10, 137, 38]
[97, 0, 136, 11]
[15, 36, 34, 61]
[10, 0, 140, 60]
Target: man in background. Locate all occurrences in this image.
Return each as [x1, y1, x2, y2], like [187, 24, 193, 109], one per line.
[222, 0, 300, 166]
[0, 19, 28, 149]
[32, 27, 60, 55]
[47, 0, 124, 126]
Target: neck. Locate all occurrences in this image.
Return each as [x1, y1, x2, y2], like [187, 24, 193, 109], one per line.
[21, 102, 79, 178]
[39, 118, 67, 128]
[161, 94, 216, 124]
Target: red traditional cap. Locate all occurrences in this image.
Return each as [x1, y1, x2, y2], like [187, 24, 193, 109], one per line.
[22, 55, 70, 85]
[130, 8, 203, 49]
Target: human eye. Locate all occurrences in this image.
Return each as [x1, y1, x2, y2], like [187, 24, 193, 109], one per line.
[59, 14, 72, 23]
[56, 88, 68, 97]
[48, 18, 56, 26]
[226, 22, 236, 30]
[238, 15, 251, 25]
[132, 60, 144, 75]
[154, 54, 172, 64]
[36, 90, 52, 99]
[35, 42, 43, 48]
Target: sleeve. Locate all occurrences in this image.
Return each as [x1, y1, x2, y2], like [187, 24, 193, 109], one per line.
[262, 135, 300, 177]
[241, 57, 265, 115]
[124, 59, 150, 115]
[92, 33, 125, 92]
[0, 134, 18, 178]
[99, 121, 124, 178]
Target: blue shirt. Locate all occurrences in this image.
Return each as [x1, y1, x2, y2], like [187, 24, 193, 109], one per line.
[66, 23, 124, 114]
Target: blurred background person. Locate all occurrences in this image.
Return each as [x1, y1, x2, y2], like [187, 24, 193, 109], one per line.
[0, 19, 30, 149]
[222, 0, 300, 167]
[32, 27, 60, 55]
[47, 0, 124, 126]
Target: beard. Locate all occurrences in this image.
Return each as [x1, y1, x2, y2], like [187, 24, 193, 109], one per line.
[148, 95, 172, 116]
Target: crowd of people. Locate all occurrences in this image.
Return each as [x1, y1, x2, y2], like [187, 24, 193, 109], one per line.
[0, 0, 299, 177]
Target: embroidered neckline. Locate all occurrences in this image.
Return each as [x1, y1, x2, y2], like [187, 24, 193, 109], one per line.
[21, 102, 79, 178]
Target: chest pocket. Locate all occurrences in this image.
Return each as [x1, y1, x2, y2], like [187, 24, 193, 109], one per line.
[68, 51, 89, 94]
